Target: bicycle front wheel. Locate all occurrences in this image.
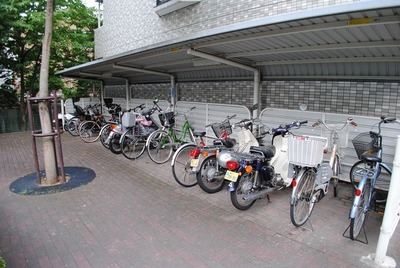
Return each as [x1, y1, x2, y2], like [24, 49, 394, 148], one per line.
[99, 123, 112, 149]
[171, 144, 198, 187]
[290, 168, 317, 227]
[146, 130, 174, 164]
[349, 179, 371, 240]
[121, 129, 146, 160]
[79, 121, 101, 142]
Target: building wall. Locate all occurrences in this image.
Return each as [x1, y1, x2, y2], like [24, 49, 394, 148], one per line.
[104, 80, 400, 118]
[95, 0, 364, 59]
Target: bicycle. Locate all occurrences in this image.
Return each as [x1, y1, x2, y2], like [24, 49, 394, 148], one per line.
[288, 134, 332, 227]
[346, 116, 397, 242]
[170, 115, 236, 188]
[146, 106, 196, 164]
[79, 103, 118, 143]
[120, 100, 163, 160]
[312, 118, 357, 197]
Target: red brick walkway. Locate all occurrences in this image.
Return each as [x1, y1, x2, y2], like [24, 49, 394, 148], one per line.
[0, 131, 399, 267]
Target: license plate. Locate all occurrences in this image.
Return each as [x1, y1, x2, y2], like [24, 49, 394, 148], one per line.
[190, 159, 199, 167]
[224, 170, 239, 182]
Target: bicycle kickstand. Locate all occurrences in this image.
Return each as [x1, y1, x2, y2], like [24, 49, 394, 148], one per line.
[342, 222, 369, 244]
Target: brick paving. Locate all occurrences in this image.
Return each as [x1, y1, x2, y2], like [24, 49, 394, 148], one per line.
[0, 131, 399, 268]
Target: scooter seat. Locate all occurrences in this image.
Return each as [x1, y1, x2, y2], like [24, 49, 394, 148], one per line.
[249, 145, 276, 159]
[213, 138, 236, 148]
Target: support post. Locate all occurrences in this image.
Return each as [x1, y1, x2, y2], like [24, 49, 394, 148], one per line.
[361, 135, 400, 267]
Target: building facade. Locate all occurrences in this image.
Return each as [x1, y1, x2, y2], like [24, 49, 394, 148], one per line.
[92, 0, 400, 118]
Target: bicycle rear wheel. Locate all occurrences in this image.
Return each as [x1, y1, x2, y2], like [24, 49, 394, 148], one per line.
[66, 117, 80, 136]
[197, 155, 225, 193]
[79, 121, 101, 142]
[350, 160, 390, 204]
[146, 130, 174, 164]
[290, 168, 317, 227]
[121, 129, 146, 160]
[171, 144, 198, 187]
[349, 179, 371, 240]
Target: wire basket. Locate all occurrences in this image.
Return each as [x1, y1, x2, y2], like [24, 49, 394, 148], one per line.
[352, 132, 378, 159]
[158, 112, 175, 127]
[288, 135, 328, 167]
[321, 124, 349, 149]
[210, 120, 232, 138]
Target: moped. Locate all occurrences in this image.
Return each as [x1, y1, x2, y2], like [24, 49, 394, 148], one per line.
[221, 120, 307, 210]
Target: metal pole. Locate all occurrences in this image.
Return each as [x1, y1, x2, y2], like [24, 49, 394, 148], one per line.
[171, 76, 176, 110]
[373, 135, 400, 267]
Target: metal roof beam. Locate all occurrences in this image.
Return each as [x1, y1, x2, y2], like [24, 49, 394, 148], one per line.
[113, 64, 174, 78]
[227, 40, 400, 59]
[197, 15, 400, 49]
[255, 56, 400, 66]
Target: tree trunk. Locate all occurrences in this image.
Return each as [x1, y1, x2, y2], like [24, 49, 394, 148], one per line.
[38, 0, 58, 185]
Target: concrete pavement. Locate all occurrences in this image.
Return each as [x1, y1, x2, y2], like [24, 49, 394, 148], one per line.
[0, 131, 399, 267]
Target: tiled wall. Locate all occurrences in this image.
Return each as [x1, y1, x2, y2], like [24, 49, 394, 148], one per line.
[104, 80, 400, 118]
[95, 0, 364, 59]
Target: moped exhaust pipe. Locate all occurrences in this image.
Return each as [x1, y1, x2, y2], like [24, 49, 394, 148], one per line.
[242, 186, 283, 201]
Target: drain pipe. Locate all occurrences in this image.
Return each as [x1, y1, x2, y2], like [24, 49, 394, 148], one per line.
[187, 48, 260, 118]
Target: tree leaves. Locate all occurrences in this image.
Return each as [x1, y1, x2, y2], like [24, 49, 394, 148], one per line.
[0, 0, 97, 98]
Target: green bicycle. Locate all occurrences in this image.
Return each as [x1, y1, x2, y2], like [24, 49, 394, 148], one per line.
[146, 107, 196, 164]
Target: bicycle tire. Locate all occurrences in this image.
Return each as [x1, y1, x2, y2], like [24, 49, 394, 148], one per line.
[349, 160, 390, 203]
[109, 134, 122, 154]
[230, 172, 257, 210]
[66, 117, 80, 136]
[79, 121, 101, 142]
[99, 123, 112, 149]
[332, 154, 339, 197]
[197, 155, 225, 193]
[121, 129, 146, 160]
[171, 144, 198, 187]
[290, 168, 317, 227]
[349, 179, 371, 240]
[146, 130, 174, 164]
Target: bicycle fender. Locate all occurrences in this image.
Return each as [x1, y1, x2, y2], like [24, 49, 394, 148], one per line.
[349, 177, 367, 219]
[289, 168, 306, 205]
[170, 142, 196, 166]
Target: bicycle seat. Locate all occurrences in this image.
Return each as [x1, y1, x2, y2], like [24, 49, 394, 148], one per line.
[361, 151, 382, 163]
[249, 145, 276, 159]
[193, 131, 206, 137]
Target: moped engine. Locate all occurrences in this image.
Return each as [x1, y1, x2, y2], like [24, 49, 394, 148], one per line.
[261, 165, 275, 185]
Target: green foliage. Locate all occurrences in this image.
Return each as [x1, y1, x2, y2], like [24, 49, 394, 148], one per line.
[0, 0, 97, 99]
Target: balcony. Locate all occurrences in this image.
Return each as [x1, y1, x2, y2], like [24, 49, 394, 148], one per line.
[155, 0, 201, 16]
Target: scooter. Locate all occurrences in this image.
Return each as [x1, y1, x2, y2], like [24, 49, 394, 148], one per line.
[220, 120, 307, 210]
[195, 117, 267, 193]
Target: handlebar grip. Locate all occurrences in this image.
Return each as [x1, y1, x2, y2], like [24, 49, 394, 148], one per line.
[299, 120, 308, 125]
[351, 121, 358, 127]
[384, 117, 397, 123]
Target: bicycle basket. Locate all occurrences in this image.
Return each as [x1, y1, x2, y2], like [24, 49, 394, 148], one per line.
[321, 124, 349, 149]
[288, 135, 328, 167]
[158, 112, 175, 127]
[352, 132, 379, 159]
[211, 120, 232, 138]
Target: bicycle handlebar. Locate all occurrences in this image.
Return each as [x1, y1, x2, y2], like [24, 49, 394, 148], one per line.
[271, 120, 307, 134]
[312, 117, 357, 130]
